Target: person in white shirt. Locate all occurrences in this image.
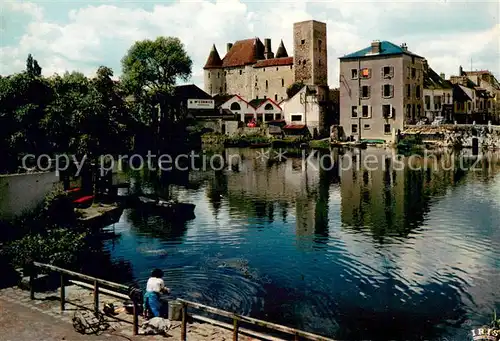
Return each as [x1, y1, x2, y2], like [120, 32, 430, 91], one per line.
[143, 268, 170, 318]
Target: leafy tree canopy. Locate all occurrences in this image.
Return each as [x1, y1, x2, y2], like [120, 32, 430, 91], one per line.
[120, 36, 192, 101]
[286, 81, 305, 99]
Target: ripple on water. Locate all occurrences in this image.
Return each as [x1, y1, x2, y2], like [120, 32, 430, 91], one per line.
[152, 266, 266, 316]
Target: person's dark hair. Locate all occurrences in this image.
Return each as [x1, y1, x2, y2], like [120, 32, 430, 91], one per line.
[151, 268, 164, 278]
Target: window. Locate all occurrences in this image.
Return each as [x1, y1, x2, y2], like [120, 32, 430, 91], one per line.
[290, 65, 292, 70]
[425, 95, 430, 110]
[360, 68, 371, 78]
[412, 56, 415, 64]
[276, 114, 281, 120]
[364, 124, 371, 130]
[488, 100, 492, 109]
[265, 80, 268, 89]
[303, 60, 307, 65]
[417, 104, 421, 116]
[352, 124, 358, 134]
[281, 79, 284, 87]
[351, 106, 358, 118]
[406, 84, 411, 98]
[224, 83, 227, 92]
[351, 69, 358, 79]
[264, 95, 266, 99]
[301, 39, 305, 45]
[382, 84, 392, 98]
[468, 102, 471, 111]
[362, 105, 370, 118]
[382, 104, 392, 118]
[209, 85, 212, 93]
[291, 114, 302, 121]
[218, 72, 220, 78]
[407, 67, 410, 78]
[219, 87, 222, 93]
[318, 39, 322, 52]
[416, 85, 421, 99]
[382, 66, 393, 78]
[208, 73, 210, 79]
[434, 95, 441, 109]
[361, 85, 370, 99]
[447, 93, 451, 104]
[263, 68, 265, 72]
[274, 94, 278, 101]
[411, 68, 416, 79]
[239, 70, 242, 75]
[230, 102, 241, 111]
[276, 67, 279, 71]
[265, 114, 273, 121]
[225, 71, 227, 76]
[265, 103, 273, 110]
[319, 59, 321, 66]
[384, 124, 391, 134]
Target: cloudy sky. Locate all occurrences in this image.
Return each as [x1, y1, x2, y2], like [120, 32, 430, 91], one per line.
[1, 0, 499, 89]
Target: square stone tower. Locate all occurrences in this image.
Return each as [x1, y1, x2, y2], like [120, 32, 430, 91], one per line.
[293, 20, 328, 86]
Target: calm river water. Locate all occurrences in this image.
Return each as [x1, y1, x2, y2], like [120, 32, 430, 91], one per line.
[103, 147, 500, 340]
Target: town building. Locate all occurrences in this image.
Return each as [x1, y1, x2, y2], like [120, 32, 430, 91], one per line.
[449, 67, 498, 124]
[339, 41, 425, 141]
[203, 20, 328, 103]
[422, 60, 454, 123]
[218, 95, 283, 123]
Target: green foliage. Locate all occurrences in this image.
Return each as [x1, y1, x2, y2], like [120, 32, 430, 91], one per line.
[42, 184, 77, 227]
[0, 58, 135, 172]
[4, 228, 88, 269]
[309, 139, 330, 150]
[286, 81, 305, 99]
[120, 36, 193, 132]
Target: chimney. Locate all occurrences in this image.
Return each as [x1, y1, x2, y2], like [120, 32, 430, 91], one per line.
[440, 72, 445, 79]
[423, 59, 428, 72]
[227, 43, 233, 53]
[371, 40, 381, 54]
[264, 38, 274, 59]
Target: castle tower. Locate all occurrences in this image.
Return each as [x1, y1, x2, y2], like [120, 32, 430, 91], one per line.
[293, 20, 328, 86]
[275, 40, 288, 58]
[203, 44, 224, 96]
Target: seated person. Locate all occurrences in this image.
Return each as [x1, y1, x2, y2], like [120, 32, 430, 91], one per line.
[143, 268, 170, 318]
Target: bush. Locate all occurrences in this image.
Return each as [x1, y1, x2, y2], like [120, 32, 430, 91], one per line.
[42, 184, 76, 227]
[3, 228, 88, 269]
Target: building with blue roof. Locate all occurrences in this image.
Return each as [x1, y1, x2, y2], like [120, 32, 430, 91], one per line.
[339, 40, 426, 142]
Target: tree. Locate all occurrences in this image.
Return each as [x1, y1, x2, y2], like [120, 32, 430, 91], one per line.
[120, 37, 192, 152]
[286, 81, 305, 99]
[26, 54, 42, 77]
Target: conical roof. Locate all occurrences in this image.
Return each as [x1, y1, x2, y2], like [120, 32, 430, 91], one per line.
[204, 44, 223, 69]
[275, 40, 288, 58]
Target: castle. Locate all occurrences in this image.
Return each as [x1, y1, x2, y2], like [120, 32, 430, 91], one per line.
[203, 20, 328, 103]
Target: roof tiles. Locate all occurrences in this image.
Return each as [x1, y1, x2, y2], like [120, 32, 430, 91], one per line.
[254, 57, 293, 68]
[222, 38, 265, 68]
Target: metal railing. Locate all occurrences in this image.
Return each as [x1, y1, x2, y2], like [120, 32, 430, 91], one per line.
[29, 262, 336, 341]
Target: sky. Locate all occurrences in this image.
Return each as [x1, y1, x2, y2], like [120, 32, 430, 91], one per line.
[0, 0, 499, 89]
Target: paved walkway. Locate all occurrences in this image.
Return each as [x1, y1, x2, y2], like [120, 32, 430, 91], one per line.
[0, 285, 262, 341]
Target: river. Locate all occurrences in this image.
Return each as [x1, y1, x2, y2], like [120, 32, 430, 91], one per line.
[102, 147, 500, 340]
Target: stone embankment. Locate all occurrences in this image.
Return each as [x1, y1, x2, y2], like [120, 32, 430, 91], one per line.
[403, 124, 500, 149]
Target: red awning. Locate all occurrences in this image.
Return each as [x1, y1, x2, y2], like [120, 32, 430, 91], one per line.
[283, 125, 306, 130]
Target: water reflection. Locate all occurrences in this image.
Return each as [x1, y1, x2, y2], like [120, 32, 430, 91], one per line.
[105, 147, 500, 340]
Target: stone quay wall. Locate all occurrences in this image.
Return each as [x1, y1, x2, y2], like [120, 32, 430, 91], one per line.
[403, 124, 500, 149]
